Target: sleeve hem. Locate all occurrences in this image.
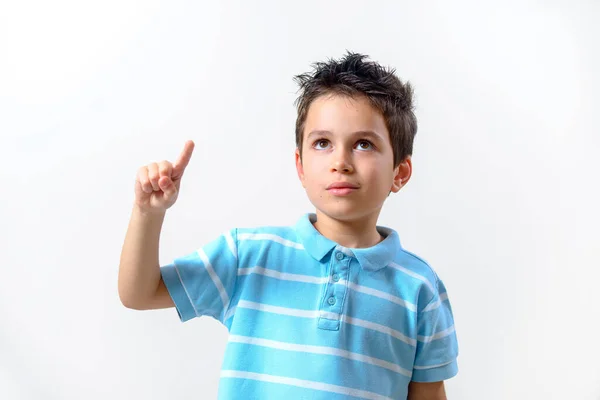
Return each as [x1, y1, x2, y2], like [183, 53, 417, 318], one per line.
[411, 359, 458, 382]
[160, 264, 197, 322]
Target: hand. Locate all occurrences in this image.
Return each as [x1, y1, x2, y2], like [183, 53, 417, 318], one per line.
[134, 140, 195, 214]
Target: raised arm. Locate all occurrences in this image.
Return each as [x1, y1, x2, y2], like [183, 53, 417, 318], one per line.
[118, 140, 195, 310]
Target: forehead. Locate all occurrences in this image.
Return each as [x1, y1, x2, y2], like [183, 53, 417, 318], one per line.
[304, 94, 389, 139]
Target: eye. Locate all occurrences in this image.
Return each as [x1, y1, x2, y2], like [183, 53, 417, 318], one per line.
[313, 139, 330, 150]
[356, 140, 373, 151]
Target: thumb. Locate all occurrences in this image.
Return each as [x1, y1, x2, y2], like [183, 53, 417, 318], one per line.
[158, 176, 177, 198]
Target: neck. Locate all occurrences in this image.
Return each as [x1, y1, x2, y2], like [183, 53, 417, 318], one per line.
[312, 209, 384, 249]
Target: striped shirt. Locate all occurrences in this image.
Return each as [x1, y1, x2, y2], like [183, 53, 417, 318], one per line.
[160, 213, 459, 399]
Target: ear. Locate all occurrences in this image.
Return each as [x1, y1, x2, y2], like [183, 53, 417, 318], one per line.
[390, 156, 412, 193]
[295, 147, 306, 188]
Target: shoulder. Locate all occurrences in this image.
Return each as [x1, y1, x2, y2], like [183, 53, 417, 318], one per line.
[392, 247, 440, 289]
[234, 223, 302, 249]
[236, 224, 296, 237]
[236, 223, 298, 240]
[389, 246, 445, 309]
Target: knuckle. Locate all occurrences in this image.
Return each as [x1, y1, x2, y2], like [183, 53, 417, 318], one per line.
[148, 165, 158, 178]
[158, 160, 172, 175]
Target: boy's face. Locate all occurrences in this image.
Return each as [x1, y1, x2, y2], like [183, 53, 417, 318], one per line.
[295, 94, 410, 223]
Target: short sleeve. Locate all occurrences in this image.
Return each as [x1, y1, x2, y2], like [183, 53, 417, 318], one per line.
[411, 278, 459, 382]
[160, 228, 238, 323]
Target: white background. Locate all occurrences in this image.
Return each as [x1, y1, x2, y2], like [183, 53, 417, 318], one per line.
[1, 1, 599, 399]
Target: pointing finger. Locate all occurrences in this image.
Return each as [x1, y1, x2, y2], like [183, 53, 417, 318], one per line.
[172, 140, 195, 179]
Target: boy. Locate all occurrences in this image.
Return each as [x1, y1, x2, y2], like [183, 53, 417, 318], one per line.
[119, 52, 459, 399]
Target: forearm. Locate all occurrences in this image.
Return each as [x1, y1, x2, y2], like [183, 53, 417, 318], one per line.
[118, 205, 165, 308]
[407, 381, 447, 400]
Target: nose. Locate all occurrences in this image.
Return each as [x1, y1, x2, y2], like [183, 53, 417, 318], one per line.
[330, 149, 354, 174]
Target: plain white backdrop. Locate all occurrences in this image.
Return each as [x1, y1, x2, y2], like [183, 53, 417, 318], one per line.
[1, 1, 599, 399]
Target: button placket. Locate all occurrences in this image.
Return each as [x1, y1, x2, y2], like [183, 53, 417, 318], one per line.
[329, 261, 347, 314]
[318, 249, 351, 331]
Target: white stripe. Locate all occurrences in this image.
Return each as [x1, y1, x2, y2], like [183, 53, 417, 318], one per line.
[197, 248, 230, 311]
[238, 301, 416, 346]
[229, 335, 411, 377]
[237, 233, 304, 250]
[220, 370, 393, 400]
[388, 262, 435, 292]
[319, 310, 340, 320]
[224, 231, 237, 259]
[422, 292, 449, 312]
[237, 266, 416, 312]
[413, 359, 455, 370]
[417, 325, 455, 343]
[344, 281, 416, 312]
[238, 266, 327, 284]
[223, 305, 236, 322]
[342, 314, 416, 346]
[238, 300, 316, 318]
[173, 265, 200, 317]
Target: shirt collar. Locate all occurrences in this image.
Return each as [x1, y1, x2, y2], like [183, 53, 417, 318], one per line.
[294, 213, 401, 272]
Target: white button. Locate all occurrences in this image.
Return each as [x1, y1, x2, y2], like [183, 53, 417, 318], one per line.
[335, 252, 344, 260]
[327, 297, 336, 305]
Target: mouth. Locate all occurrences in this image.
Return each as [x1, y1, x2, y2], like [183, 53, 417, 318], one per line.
[327, 182, 360, 189]
[326, 182, 360, 196]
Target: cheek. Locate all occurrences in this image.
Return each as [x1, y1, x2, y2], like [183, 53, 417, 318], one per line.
[303, 156, 326, 176]
[362, 159, 393, 185]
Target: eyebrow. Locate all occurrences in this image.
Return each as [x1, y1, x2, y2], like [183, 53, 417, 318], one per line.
[307, 130, 384, 141]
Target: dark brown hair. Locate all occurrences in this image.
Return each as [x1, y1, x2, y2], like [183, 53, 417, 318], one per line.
[293, 51, 417, 167]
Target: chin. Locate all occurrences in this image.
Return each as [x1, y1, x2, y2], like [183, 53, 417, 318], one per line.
[312, 202, 377, 223]
[306, 189, 386, 221]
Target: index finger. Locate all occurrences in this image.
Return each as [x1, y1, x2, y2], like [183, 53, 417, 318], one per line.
[172, 140, 195, 179]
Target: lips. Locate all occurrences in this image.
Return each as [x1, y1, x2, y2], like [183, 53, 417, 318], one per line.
[326, 182, 360, 196]
[326, 182, 360, 190]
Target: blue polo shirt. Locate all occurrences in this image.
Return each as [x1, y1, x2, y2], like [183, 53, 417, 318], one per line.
[160, 213, 459, 399]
